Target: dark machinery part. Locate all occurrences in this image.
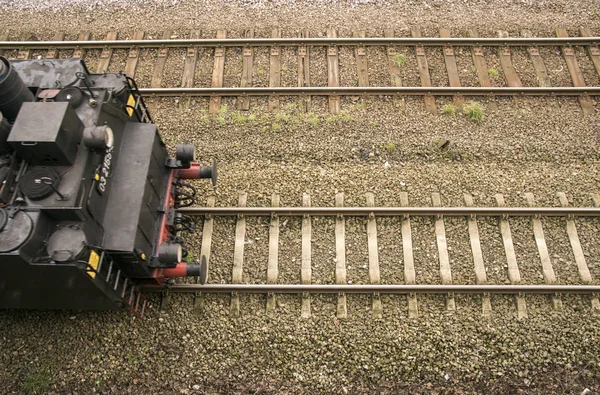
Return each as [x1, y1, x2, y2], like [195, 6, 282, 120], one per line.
[157, 243, 183, 265]
[0, 207, 7, 231]
[46, 224, 88, 262]
[201, 159, 218, 187]
[0, 56, 216, 313]
[7, 101, 83, 166]
[19, 167, 61, 200]
[176, 160, 217, 187]
[176, 144, 195, 163]
[0, 57, 34, 122]
[83, 125, 113, 151]
[55, 86, 84, 108]
[0, 112, 12, 155]
[0, 210, 33, 253]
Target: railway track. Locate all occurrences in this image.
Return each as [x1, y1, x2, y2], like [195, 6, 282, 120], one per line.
[1, 28, 599, 113]
[146, 192, 600, 319]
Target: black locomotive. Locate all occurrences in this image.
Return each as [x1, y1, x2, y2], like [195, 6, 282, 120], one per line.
[0, 56, 215, 315]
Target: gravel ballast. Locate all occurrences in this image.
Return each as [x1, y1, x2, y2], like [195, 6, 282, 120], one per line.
[1, 0, 600, 393]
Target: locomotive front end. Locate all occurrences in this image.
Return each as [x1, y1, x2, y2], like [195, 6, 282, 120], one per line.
[0, 56, 214, 314]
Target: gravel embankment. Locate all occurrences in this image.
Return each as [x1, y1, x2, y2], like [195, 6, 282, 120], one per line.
[1, 0, 600, 393]
[3, 102, 600, 393]
[1, 0, 599, 35]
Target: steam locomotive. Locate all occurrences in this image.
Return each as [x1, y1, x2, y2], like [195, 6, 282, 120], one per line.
[0, 56, 215, 315]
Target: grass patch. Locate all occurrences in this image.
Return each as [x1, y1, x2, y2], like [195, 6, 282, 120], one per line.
[393, 54, 407, 68]
[186, 251, 195, 264]
[442, 104, 456, 116]
[339, 110, 352, 122]
[464, 102, 484, 122]
[488, 68, 499, 77]
[382, 142, 396, 153]
[274, 113, 290, 123]
[271, 123, 282, 131]
[306, 113, 320, 126]
[231, 113, 247, 123]
[21, 367, 52, 394]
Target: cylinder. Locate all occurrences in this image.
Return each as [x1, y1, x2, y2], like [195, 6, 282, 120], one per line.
[83, 125, 113, 151]
[158, 259, 206, 279]
[0, 57, 34, 122]
[157, 243, 182, 265]
[0, 112, 12, 155]
[177, 160, 217, 186]
[175, 144, 195, 163]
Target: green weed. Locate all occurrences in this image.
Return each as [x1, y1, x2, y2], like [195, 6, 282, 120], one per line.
[339, 110, 352, 122]
[393, 54, 407, 67]
[382, 142, 396, 153]
[231, 113, 248, 123]
[275, 113, 290, 123]
[21, 367, 51, 394]
[186, 251, 195, 264]
[306, 114, 320, 126]
[442, 104, 456, 116]
[488, 68, 499, 77]
[464, 102, 484, 122]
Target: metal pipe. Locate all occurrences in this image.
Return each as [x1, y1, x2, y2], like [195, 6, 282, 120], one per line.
[139, 86, 600, 97]
[142, 284, 600, 294]
[177, 206, 600, 217]
[0, 37, 599, 49]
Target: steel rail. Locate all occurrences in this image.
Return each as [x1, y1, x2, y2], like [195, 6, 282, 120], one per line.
[177, 206, 600, 217]
[142, 284, 600, 294]
[1, 37, 600, 49]
[140, 86, 600, 96]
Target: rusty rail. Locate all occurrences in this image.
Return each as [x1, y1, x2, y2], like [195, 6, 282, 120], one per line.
[1, 37, 600, 49]
[143, 284, 600, 294]
[177, 206, 600, 217]
[141, 86, 600, 96]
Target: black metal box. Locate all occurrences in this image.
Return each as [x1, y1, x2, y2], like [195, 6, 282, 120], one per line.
[7, 102, 83, 166]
